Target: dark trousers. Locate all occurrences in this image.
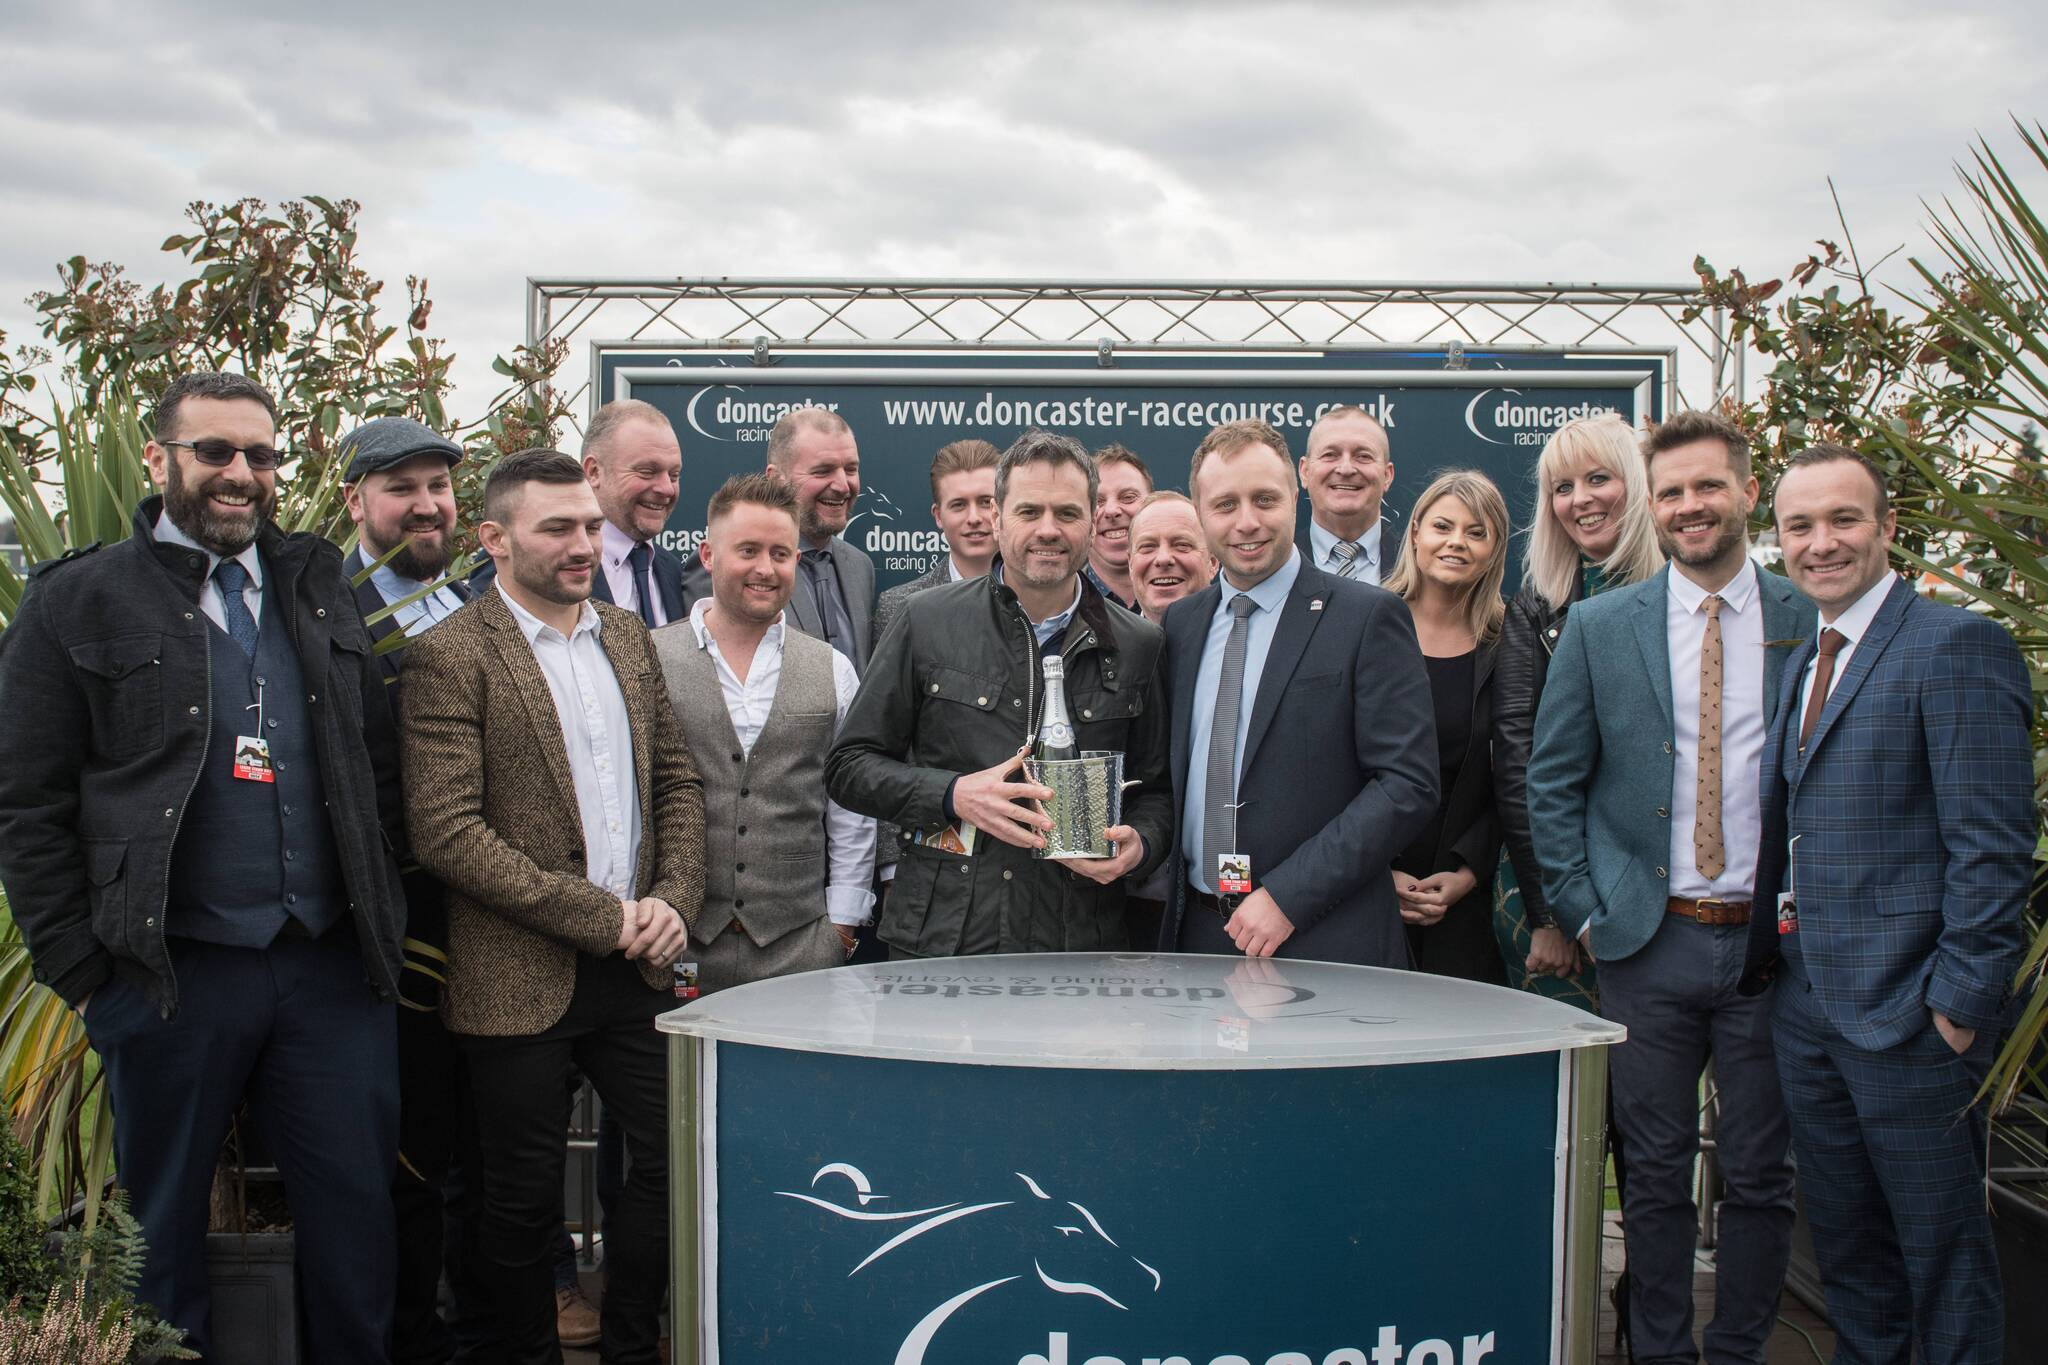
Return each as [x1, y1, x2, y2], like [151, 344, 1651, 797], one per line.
[1596, 915, 1794, 1365]
[1772, 958, 2003, 1364]
[88, 932, 398, 1364]
[459, 954, 669, 1365]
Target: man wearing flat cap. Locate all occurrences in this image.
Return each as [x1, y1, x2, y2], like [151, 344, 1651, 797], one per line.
[341, 416, 473, 679]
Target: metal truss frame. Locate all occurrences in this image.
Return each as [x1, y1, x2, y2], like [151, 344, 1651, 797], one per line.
[525, 277, 1738, 437]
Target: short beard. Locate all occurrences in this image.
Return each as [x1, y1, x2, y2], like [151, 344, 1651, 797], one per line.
[164, 456, 275, 556]
[510, 553, 590, 607]
[1658, 517, 1746, 569]
[379, 530, 452, 581]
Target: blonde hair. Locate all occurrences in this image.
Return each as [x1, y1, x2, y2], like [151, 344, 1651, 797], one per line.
[1384, 469, 1509, 645]
[1522, 415, 1663, 608]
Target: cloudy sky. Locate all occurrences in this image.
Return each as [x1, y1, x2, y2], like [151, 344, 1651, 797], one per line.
[4, 0, 2044, 413]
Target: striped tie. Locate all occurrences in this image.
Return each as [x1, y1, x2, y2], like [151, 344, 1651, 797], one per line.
[1328, 540, 1364, 580]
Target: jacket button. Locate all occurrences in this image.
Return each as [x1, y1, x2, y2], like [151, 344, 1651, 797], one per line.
[737, 826, 746, 836]
[1082, 708, 1093, 719]
[184, 612, 194, 621]
[308, 694, 318, 704]
[731, 752, 742, 762]
[1656, 807, 1668, 818]
[1012, 699, 1022, 708]
[188, 706, 200, 716]
[734, 898, 745, 909]
[739, 787, 750, 797]
[1547, 628, 1558, 639]
[736, 863, 746, 873]
[958, 863, 969, 874]
[977, 696, 988, 706]
[1002, 869, 1013, 881]
[164, 808, 174, 818]
[316, 608, 326, 618]
[1655, 867, 1667, 878]
[145, 917, 155, 927]
[929, 683, 940, 694]
[1663, 742, 1673, 755]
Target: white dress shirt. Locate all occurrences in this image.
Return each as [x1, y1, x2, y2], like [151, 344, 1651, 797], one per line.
[154, 512, 263, 629]
[601, 520, 669, 627]
[498, 582, 641, 899]
[1307, 515, 1382, 587]
[1667, 559, 1766, 899]
[1796, 571, 1897, 730]
[368, 561, 466, 633]
[688, 600, 877, 926]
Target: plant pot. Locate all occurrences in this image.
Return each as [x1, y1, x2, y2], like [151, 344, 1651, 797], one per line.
[1993, 1179, 2048, 1361]
[205, 1230, 298, 1365]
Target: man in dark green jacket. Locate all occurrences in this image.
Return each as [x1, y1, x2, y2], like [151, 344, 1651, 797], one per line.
[827, 431, 1171, 957]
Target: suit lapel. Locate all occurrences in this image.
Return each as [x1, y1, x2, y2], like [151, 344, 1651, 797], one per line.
[1758, 571, 1807, 721]
[1632, 568, 1675, 733]
[653, 546, 685, 623]
[789, 558, 824, 638]
[1777, 636, 1815, 789]
[832, 538, 874, 664]
[1167, 586, 1217, 810]
[1241, 568, 1329, 773]
[589, 564, 617, 607]
[479, 590, 584, 821]
[1799, 575, 1912, 766]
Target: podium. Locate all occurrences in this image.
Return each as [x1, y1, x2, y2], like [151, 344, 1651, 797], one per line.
[659, 953, 1623, 1365]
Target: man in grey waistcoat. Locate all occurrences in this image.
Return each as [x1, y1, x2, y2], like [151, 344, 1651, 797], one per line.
[654, 473, 876, 991]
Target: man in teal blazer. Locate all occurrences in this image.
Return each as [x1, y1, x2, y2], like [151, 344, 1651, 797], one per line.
[1528, 412, 1814, 1365]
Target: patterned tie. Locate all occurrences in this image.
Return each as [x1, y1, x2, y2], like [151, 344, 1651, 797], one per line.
[626, 541, 660, 628]
[1328, 540, 1364, 580]
[1798, 627, 1848, 750]
[213, 560, 259, 657]
[1201, 594, 1259, 883]
[1694, 594, 1726, 879]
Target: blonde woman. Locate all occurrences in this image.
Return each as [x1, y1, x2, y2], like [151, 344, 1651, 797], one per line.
[1492, 415, 1663, 992]
[1383, 470, 1512, 981]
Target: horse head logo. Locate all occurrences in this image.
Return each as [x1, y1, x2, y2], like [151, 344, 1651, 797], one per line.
[777, 1163, 1161, 1365]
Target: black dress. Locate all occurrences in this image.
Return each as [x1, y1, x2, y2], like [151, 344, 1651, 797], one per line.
[1395, 645, 1506, 983]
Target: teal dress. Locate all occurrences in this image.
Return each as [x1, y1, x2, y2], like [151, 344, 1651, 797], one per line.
[1492, 560, 1614, 1004]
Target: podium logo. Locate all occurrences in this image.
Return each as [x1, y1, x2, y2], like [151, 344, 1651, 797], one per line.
[778, 1162, 1161, 1365]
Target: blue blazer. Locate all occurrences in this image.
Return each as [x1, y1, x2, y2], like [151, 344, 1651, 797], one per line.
[1742, 577, 2036, 1050]
[1159, 561, 1440, 966]
[1526, 565, 1814, 962]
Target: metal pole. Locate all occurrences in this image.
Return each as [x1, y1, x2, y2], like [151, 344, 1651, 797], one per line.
[1562, 1045, 1612, 1365]
[669, 1033, 702, 1365]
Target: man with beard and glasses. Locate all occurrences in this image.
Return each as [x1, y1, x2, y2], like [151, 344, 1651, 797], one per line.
[400, 448, 703, 1365]
[828, 431, 1172, 957]
[1528, 411, 1814, 1365]
[0, 371, 411, 1359]
[652, 474, 875, 991]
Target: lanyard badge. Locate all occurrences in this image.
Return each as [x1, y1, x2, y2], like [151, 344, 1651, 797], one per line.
[232, 680, 274, 783]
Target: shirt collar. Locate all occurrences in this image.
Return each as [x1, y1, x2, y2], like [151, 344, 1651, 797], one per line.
[1666, 556, 1758, 615]
[992, 564, 1085, 643]
[600, 519, 648, 570]
[1220, 542, 1301, 616]
[1823, 571, 1897, 646]
[1307, 515, 1381, 569]
[497, 578, 599, 644]
[945, 556, 966, 583]
[368, 558, 433, 609]
[154, 509, 263, 589]
[688, 596, 786, 653]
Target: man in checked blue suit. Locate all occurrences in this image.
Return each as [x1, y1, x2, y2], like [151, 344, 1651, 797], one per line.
[1741, 445, 2035, 1365]
[1529, 411, 1814, 1364]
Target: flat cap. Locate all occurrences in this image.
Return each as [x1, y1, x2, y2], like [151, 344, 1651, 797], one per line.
[340, 417, 463, 483]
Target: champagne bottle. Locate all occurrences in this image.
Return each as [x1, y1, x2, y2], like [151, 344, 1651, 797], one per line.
[1034, 654, 1079, 762]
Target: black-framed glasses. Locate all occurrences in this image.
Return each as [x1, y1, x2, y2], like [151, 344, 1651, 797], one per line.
[164, 438, 284, 471]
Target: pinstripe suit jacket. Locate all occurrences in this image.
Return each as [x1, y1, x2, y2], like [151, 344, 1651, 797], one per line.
[1744, 576, 2036, 1050]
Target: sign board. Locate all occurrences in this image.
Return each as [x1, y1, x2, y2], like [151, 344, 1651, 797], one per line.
[603, 348, 1665, 593]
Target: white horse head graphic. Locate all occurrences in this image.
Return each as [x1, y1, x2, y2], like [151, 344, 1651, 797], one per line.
[777, 1163, 1161, 1365]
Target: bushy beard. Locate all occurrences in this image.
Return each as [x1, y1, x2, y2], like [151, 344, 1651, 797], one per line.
[164, 456, 276, 555]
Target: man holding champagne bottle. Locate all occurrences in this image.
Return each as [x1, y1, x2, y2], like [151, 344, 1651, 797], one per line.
[827, 431, 1173, 957]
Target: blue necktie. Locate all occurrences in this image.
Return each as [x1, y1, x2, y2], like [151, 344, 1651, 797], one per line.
[626, 542, 660, 628]
[214, 560, 259, 656]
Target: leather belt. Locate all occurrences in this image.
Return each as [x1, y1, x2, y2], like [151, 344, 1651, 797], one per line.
[1666, 896, 1752, 926]
[1186, 885, 1239, 918]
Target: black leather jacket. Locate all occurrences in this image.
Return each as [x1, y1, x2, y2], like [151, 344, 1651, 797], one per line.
[1491, 583, 1575, 928]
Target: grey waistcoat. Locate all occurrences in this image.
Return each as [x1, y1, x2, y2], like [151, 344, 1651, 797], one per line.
[656, 621, 839, 946]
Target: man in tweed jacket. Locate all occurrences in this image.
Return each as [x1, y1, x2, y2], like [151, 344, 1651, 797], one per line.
[401, 448, 704, 1365]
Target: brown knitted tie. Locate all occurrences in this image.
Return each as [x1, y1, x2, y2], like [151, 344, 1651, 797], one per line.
[1799, 627, 1848, 751]
[1694, 595, 1726, 879]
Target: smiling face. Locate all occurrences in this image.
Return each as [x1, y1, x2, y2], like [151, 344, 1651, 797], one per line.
[995, 458, 1092, 594]
[1773, 457, 1897, 619]
[585, 417, 681, 543]
[1090, 460, 1151, 573]
[779, 423, 862, 542]
[932, 467, 996, 569]
[347, 453, 459, 579]
[147, 395, 281, 555]
[1548, 455, 1627, 560]
[1649, 438, 1759, 581]
[1300, 411, 1395, 537]
[483, 477, 605, 607]
[1409, 492, 1496, 592]
[1127, 498, 1216, 622]
[1195, 441, 1297, 590]
[703, 499, 799, 626]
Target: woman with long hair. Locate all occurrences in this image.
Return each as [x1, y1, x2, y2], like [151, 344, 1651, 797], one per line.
[1383, 469, 1512, 981]
[1492, 414, 1664, 995]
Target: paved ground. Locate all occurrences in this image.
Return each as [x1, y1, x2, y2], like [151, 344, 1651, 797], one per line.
[1597, 1211, 1837, 1364]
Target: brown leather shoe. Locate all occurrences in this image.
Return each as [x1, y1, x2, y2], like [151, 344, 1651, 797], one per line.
[555, 1283, 602, 1348]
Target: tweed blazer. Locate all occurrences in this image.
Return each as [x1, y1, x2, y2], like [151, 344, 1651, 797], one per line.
[398, 586, 705, 1036]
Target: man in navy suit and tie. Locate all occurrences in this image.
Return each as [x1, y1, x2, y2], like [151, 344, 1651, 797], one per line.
[1159, 419, 1438, 964]
[1293, 404, 1396, 586]
[1529, 411, 1813, 1365]
[1744, 445, 2034, 1364]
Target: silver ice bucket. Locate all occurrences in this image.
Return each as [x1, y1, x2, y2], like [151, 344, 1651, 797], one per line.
[1023, 750, 1139, 859]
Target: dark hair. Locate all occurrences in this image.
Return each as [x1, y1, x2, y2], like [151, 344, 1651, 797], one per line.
[1189, 419, 1294, 494]
[153, 371, 279, 443]
[927, 438, 1000, 502]
[707, 470, 798, 526]
[1091, 443, 1154, 491]
[995, 430, 1097, 509]
[1779, 442, 1890, 518]
[483, 448, 587, 523]
[1642, 410, 1753, 481]
[583, 399, 673, 463]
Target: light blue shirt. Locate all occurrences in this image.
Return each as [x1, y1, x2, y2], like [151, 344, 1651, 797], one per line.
[154, 512, 263, 630]
[993, 564, 1082, 646]
[369, 561, 467, 634]
[1180, 547, 1302, 892]
[1306, 515, 1382, 586]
